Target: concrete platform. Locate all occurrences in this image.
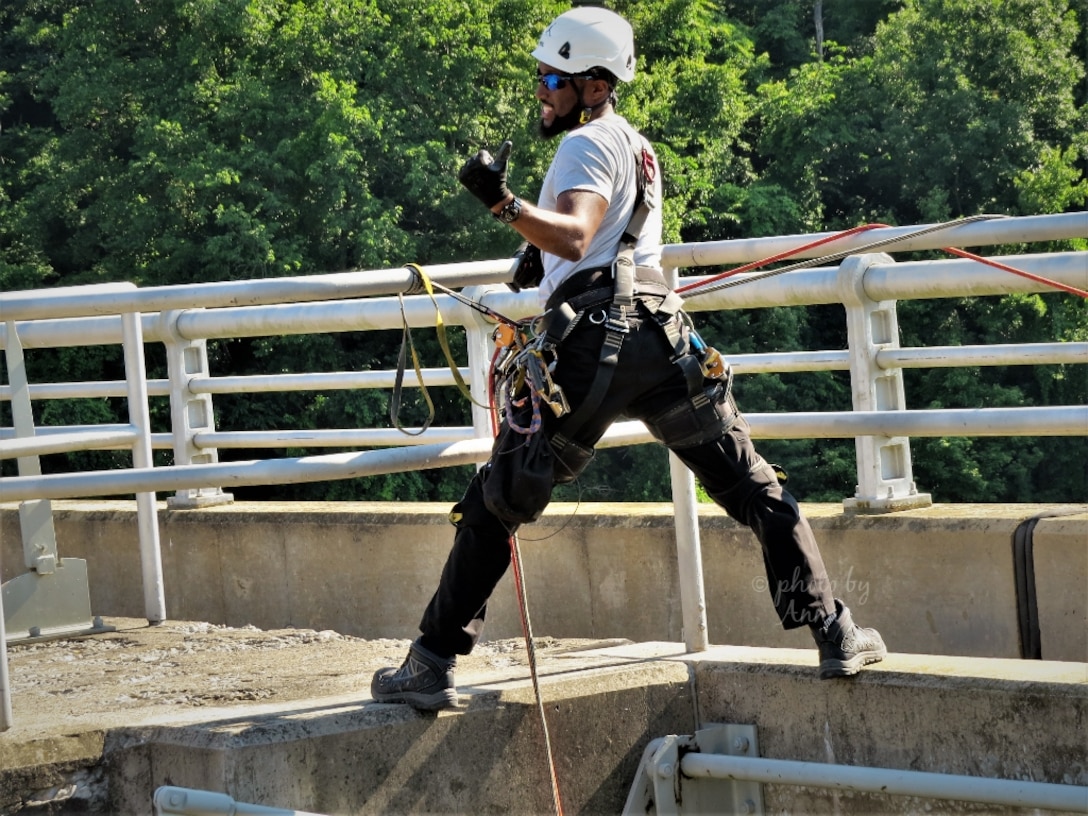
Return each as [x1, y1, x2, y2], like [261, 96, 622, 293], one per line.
[3, 502, 1086, 813]
[2, 620, 1085, 815]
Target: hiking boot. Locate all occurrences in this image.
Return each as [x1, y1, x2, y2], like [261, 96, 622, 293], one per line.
[371, 639, 458, 711]
[811, 600, 887, 679]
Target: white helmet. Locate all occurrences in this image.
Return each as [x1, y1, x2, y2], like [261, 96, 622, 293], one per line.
[532, 7, 636, 83]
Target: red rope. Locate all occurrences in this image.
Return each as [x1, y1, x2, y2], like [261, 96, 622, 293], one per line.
[941, 246, 1088, 299]
[674, 223, 883, 294]
[675, 221, 1087, 299]
[489, 342, 565, 816]
[509, 532, 565, 816]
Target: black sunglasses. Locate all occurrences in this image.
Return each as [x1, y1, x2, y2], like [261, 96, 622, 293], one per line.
[537, 72, 593, 91]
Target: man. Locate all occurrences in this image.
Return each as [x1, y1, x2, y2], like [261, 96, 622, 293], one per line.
[372, 6, 885, 712]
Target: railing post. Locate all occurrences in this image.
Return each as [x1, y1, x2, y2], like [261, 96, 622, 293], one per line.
[122, 310, 167, 623]
[1, 319, 111, 724]
[160, 310, 234, 508]
[461, 286, 505, 449]
[664, 266, 710, 652]
[3, 322, 60, 577]
[838, 254, 932, 513]
[669, 452, 710, 652]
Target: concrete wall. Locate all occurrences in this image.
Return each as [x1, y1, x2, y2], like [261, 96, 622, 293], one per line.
[103, 645, 1088, 815]
[108, 659, 697, 816]
[2, 501, 1085, 661]
[686, 644, 1088, 816]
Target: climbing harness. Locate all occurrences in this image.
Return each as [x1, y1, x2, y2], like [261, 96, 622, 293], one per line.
[541, 128, 709, 453]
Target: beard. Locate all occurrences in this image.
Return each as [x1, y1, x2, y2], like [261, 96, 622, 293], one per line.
[538, 106, 584, 139]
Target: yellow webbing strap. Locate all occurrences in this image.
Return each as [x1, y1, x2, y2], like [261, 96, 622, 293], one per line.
[391, 264, 487, 435]
[391, 291, 436, 436]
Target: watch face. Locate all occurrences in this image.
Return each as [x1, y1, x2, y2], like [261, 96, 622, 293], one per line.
[498, 198, 521, 223]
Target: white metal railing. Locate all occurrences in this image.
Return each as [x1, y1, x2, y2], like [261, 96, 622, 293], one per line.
[680, 753, 1088, 812]
[1, 214, 1086, 731]
[624, 725, 1088, 814]
[154, 786, 322, 815]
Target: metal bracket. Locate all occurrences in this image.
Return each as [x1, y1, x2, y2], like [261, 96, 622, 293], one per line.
[2, 501, 104, 642]
[1, 558, 114, 642]
[2, 321, 113, 643]
[623, 724, 763, 815]
[160, 311, 234, 509]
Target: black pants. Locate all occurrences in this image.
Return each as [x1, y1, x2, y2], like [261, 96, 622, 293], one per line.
[418, 293, 835, 657]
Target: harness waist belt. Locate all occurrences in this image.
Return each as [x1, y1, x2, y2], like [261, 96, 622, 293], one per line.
[545, 265, 670, 313]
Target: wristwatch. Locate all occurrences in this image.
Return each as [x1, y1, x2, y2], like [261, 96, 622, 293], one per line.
[493, 197, 522, 224]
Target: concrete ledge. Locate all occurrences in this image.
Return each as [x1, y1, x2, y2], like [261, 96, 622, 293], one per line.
[5, 500, 1086, 813]
[4, 625, 1086, 814]
[105, 656, 696, 815]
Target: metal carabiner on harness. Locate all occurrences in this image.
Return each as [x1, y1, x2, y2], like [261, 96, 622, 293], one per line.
[681, 313, 729, 380]
[526, 345, 570, 418]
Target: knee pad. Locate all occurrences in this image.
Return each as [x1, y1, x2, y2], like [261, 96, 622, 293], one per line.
[644, 381, 739, 450]
[748, 485, 805, 544]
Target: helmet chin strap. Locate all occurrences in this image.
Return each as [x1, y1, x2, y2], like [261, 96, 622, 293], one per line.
[578, 97, 610, 125]
[576, 79, 614, 124]
[539, 82, 614, 139]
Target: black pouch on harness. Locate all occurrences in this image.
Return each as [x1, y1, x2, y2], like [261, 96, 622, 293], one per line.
[483, 423, 555, 524]
[507, 242, 545, 292]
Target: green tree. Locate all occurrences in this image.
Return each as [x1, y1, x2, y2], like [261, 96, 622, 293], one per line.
[2, 0, 415, 287]
[720, 0, 901, 77]
[746, 0, 1087, 502]
[864, 0, 1085, 222]
[753, 0, 1086, 227]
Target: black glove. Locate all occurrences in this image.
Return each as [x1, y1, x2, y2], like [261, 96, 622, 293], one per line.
[458, 140, 513, 208]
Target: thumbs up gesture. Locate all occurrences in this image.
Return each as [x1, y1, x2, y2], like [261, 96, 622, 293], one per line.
[458, 140, 514, 209]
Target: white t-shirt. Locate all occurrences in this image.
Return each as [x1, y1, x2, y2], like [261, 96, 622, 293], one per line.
[536, 115, 664, 305]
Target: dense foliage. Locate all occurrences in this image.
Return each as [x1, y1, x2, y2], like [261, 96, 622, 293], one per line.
[2, 0, 1085, 503]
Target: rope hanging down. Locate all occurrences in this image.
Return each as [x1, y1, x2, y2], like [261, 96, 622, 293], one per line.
[394, 263, 565, 814]
[487, 321, 566, 816]
[509, 530, 566, 816]
[481, 320, 567, 813]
